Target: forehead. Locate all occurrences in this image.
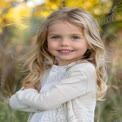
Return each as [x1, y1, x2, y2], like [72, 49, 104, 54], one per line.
[48, 21, 83, 34]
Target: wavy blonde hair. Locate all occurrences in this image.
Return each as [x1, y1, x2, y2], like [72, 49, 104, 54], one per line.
[22, 7, 107, 100]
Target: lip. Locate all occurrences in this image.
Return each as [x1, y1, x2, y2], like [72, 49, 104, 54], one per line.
[58, 49, 74, 54]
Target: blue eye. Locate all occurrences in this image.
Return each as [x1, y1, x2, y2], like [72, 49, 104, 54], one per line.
[72, 36, 80, 40]
[51, 36, 60, 39]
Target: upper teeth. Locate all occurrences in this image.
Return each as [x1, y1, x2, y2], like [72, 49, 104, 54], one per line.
[60, 50, 72, 52]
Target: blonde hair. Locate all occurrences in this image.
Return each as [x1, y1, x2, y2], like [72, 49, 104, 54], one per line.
[23, 7, 107, 100]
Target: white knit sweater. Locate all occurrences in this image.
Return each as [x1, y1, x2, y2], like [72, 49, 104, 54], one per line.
[9, 60, 97, 122]
[29, 64, 69, 122]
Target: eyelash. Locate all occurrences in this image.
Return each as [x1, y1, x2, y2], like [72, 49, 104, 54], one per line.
[50, 36, 80, 40]
[51, 36, 60, 39]
[72, 36, 80, 40]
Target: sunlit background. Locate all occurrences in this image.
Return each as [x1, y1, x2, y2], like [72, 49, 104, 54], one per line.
[0, 0, 122, 122]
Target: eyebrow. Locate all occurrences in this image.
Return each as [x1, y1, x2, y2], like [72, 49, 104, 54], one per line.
[48, 33, 83, 36]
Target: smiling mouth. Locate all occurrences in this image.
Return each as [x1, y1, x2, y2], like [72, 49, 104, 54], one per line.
[58, 50, 74, 53]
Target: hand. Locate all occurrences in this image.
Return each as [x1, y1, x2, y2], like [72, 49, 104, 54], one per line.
[23, 82, 35, 89]
[23, 81, 41, 92]
[34, 81, 41, 92]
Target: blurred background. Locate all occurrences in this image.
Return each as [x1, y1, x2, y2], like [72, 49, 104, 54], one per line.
[0, 0, 122, 122]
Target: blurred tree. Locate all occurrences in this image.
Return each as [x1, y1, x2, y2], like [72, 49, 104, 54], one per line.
[0, 0, 33, 99]
[100, 0, 122, 44]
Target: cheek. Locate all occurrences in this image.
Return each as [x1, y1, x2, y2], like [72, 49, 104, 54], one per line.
[47, 41, 56, 52]
[47, 42, 52, 52]
[77, 43, 88, 53]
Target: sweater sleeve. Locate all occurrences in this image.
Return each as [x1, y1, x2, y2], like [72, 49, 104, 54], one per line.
[9, 94, 38, 112]
[16, 63, 96, 111]
[9, 70, 49, 112]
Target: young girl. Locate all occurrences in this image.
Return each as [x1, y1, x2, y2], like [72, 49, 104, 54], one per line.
[9, 7, 107, 122]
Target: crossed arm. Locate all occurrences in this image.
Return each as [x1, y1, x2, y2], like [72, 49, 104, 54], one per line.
[9, 63, 96, 112]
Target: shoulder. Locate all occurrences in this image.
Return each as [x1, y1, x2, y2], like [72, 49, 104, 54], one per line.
[65, 61, 96, 80]
[67, 61, 95, 72]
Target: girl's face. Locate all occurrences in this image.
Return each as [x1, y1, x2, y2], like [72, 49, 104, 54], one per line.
[47, 21, 88, 66]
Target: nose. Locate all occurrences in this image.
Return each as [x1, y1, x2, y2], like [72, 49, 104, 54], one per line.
[60, 38, 70, 46]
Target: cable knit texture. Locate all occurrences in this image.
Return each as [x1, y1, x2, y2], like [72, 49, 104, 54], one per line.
[9, 60, 97, 122]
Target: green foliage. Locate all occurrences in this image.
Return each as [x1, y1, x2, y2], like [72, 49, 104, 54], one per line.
[0, 101, 28, 122]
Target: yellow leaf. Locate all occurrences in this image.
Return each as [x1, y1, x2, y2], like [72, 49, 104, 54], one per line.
[4, 2, 32, 28]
